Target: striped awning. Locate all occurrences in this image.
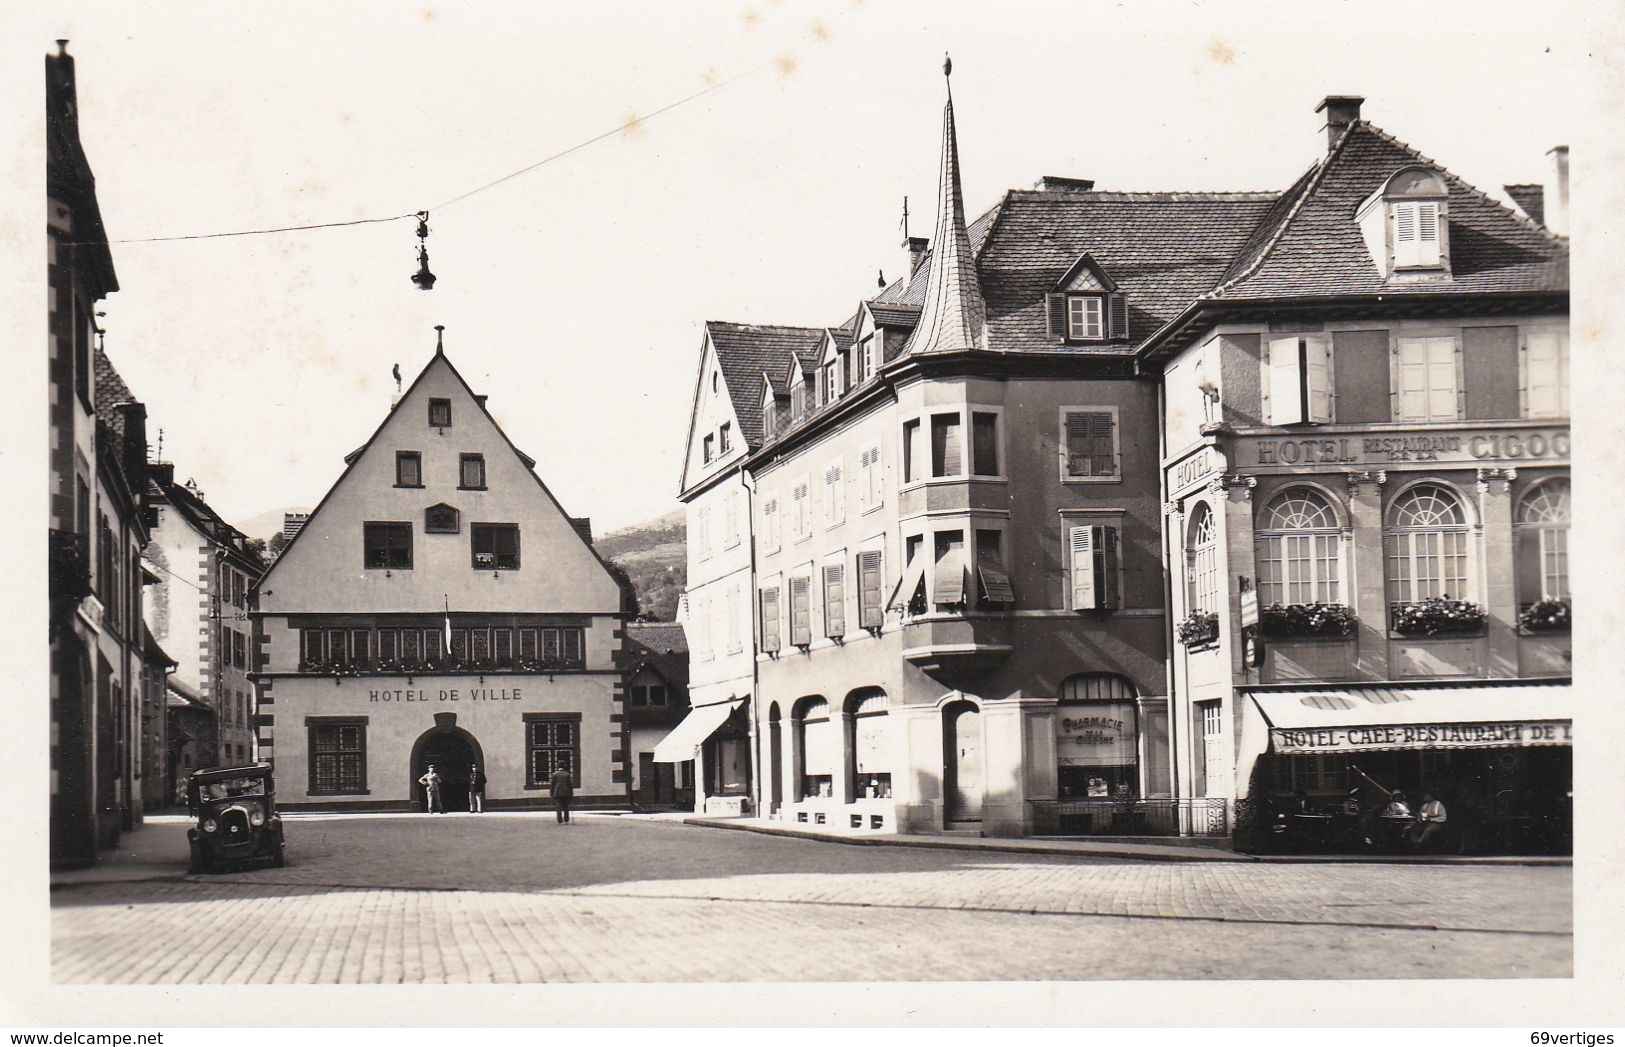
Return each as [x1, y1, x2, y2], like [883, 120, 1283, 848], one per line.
[1249, 683, 1571, 756]
[652, 699, 742, 763]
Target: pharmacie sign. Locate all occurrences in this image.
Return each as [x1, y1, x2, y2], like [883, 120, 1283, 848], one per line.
[1272, 720, 1572, 755]
[1057, 704, 1137, 765]
[1241, 427, 1569, 468]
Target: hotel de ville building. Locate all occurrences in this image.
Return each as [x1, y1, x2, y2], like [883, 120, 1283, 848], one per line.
[671, 78, 1569, 847]
[252, 339, 632, 811]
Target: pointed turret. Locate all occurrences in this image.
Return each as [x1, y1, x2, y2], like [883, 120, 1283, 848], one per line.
[907, 59, 987, 355]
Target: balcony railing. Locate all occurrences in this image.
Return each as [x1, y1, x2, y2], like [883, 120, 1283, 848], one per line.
[1033, 797, 1229, 837]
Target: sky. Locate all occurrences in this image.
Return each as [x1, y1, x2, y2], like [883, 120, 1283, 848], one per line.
[20, 0, 1615, 535]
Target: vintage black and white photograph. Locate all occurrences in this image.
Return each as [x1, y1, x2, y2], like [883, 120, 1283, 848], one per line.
[11, 0, 1623, 1030]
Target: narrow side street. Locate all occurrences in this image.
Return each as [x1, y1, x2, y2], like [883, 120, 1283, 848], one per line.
[52, 814, 1572, 983]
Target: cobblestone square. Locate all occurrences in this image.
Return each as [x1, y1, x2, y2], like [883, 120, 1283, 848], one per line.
[51, 813, 1572, 983]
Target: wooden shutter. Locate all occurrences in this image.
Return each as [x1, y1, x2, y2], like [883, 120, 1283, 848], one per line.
[1099, 526, 1121, 610]
[1525, 332, 1567, 418]
[1304, 336, 1333, 423]
[1416, 202, 1441, 266]
[823, 564, 846, 638]
[1047, 293, 1068, 337]
[933, 414, 962, 476]
[978, 553, 1015, 604]
[1108, 293, 1129, 340]
[1064, 412, 1091, 477]
[1394, 202, 1419, 267]
[1267, 336, 1304, 425]
[825, 463, 844, 523]
[1090, 412, 1117, 476]
[1426, 337, 1457, 420]
[857, 550, 884, 628]
[931, 541, 965, 604]
[1069, 526, 1096, 610]
[888, 548, 926, 611]
[789, 576, 811, 646]
[1396, 338, 1430, 419]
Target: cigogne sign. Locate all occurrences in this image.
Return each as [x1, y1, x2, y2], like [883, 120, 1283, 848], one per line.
[1244, 428, 1569, 467]
[1057, 703, 1137, 766]
[1272, 720, 1572, 755]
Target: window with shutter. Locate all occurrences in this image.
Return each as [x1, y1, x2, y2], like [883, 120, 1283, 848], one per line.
[1047, 293, 1068, 338]
[932, 531, 966, 606]
[760, 588, 781, 652]
[1267, 337, 1305, 425]
[792, 478, 810, 540]
[930, 413, 962, 477]
[902, 419, 923, 483]
[858, 443, 882, 511]
[1394, 202, 1419, 267]
[823, 563, 846, 638]
[889, 540, 927, 614]
[1524, 331, 1569, 418]
[762, 494, 780, 553]
[428, 399, 452, 427]
[459, 454, 487, 490]
[824, 461, 844, 525]
[971, 412, 999, 476]
[696, 506, 711, 560]
[1394, 336, 1459, 421]
[1304, 336, 1333, 423]
[1108, 293, 1129, 340]
[1099, 526, 1121, 610]
[857, 549, 884, 629]
[1062, 410, 1118, 479]
[1067, 295, 1104, 340]
[1069, 526, 1096, 610]
[395, 451, 422, 487]
[975, 529, 1014, 605]
[789, 576, 812, 646]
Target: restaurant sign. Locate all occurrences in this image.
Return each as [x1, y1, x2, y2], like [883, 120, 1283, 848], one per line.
[1241, 428, 1569, 469]
[1272, 720, 1572, 755]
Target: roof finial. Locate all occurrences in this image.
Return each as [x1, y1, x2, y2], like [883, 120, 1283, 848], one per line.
[434, 325, 445, 355]
[943, 52, 953, 99]
[57, 39, 69, 56]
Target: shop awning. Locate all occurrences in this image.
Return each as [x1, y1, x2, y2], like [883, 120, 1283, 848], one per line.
[1249, 684, 1572, 756]
[652, 699, 743, 763]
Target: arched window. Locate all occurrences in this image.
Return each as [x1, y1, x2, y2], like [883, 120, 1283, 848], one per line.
[795, 697, 833, 800]
[1256, 488, 1342, 605]
[1385, 484, 1471, 605]
[1056, 673, 1139, 800]
[846, 688, 892, 800]
[1186, 504, 1220, 614]
[1517, 480, 1570, 603]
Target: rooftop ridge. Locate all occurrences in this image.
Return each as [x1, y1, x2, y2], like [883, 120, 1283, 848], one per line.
[1010, 189, 1281, 203]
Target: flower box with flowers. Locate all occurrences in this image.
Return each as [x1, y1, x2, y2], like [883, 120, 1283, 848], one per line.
[1390, 596, 1487, 637]
[1518, 596, 1571, 634]
[1176, 611, 1220, 647]
[1258, 602, 1357, 639]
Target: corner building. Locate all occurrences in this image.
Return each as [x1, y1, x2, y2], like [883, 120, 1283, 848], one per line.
[253, 339, 630, 811]
[1147, 98, 1571, 851]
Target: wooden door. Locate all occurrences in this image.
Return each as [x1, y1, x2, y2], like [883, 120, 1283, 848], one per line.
[944, 701, 983, 824]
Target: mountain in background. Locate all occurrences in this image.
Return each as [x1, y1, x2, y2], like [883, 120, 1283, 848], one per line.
[596, 508, 685, 622]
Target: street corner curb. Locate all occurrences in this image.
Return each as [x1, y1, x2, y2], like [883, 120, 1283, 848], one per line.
[681, 817, 1263, 863]
[50, 872, 191, 891]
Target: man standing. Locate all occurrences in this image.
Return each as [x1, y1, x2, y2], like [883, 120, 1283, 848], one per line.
[419, 763, 445, 814]
[549, 763, 574, 824]
[468, 762, 486, 814]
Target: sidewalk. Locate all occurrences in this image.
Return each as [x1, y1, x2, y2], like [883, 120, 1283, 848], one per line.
[683, 815, 1574, 865]
[50, 814, 194, 888]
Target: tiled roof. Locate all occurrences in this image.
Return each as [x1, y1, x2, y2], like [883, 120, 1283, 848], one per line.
[1213, 122, 1568, 300]
[865, 301, 921, 328]
[874, 206, 1000, 307]
[907, 97, 988, 355]
[705, 322, 825, 449]
[92, 346, 138, 442]
[623, 622, 689, 690]
[826, 327, 855, 351]
[977, 190, 1279, 354]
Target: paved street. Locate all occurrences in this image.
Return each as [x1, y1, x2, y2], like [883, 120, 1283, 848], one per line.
[52, 813, 1572, 983]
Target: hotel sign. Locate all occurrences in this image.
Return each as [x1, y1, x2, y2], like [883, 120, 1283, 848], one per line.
[1242, 428, 1569, 468]
[1271, 720, 1572, 755]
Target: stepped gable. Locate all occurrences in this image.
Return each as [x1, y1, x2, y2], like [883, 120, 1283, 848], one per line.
[704, 321, 824, 450]
[1213, 121, 1568, 300]
[977, 189, 1279, 354]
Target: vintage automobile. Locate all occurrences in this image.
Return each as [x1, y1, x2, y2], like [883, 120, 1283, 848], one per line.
[186, 763, 286, 872]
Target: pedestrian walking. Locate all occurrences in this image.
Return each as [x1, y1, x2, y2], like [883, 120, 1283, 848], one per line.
[419, 764, 445, 814]
[549, 764, 574, 824]
[468, 762, 486, 814]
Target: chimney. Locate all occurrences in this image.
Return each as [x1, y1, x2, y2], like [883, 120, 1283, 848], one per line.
[1034, 175, 1095, 192]
[905, 236, 929, 278]
[475, 394, 489, 409]
[1503, 184, 1545, 227]
[116, 402, 148, 500]
[569, 517, 594, 545]
[150, 461, 175, 488]
[1544, 145, 1569, 236]
[1315, 95, 1364, 152]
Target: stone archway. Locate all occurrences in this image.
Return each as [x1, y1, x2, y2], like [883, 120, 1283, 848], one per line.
[408, 714, 485, 812]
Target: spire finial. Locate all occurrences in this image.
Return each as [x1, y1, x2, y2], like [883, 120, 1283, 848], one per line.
[434, 325, 445, 355]
[943, 52, 952, 78]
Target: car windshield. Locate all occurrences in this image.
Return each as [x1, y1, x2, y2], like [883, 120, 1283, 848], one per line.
[201, 776, 267, 799]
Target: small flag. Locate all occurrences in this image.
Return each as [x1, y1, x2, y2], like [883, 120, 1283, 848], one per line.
[443, 594, 453, 654]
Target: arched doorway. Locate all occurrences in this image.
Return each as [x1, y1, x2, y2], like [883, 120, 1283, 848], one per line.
[409, 721, 485, 812]
[767, 703, 783, 815]
[943, 699, 982, 825]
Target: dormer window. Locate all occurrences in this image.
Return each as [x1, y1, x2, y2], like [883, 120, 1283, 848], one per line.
[1067, 296, 1104, 340]
[791, 382, 805, 421]
[1357, 166, 1451, 279]
[1047, 253, 1129, 344]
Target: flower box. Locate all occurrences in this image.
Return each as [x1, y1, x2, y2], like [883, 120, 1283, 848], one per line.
[1518, 596, 1571, 634]
[1258, 602, 1357, 639]
[1177, 611, 1220, 647]
[1390, 597, 1487, 637]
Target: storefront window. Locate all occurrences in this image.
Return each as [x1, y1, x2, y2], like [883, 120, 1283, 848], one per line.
[848, 689, 892, 799]
[1256, 488, 1342, 605]
[1185, 504, 1220, 614]
[1385, 484, 1471, 605]
[1517, 480, 1570, 604]
[1056, 674, 1138, 799]
[796, 697, 834, 799]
